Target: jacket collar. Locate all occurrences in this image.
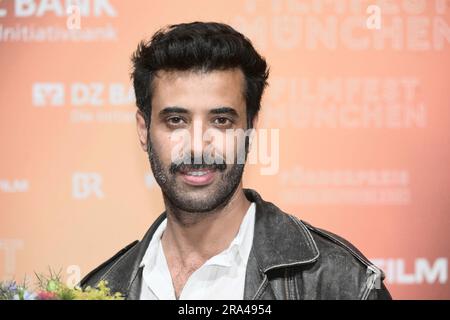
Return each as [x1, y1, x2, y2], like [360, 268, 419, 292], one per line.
[103, 188, 319, 299]
[242, 188, 319, 272]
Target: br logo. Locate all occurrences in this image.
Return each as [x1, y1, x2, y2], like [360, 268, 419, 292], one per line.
[72, 172, 104, 199]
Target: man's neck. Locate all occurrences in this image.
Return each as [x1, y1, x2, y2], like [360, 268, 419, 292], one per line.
[161, 185, 251, 264]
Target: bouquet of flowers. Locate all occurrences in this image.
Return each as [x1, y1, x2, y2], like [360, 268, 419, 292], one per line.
[0, 269, 124, 300]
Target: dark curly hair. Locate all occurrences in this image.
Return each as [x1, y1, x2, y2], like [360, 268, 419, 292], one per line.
[131, 21, 269, 130]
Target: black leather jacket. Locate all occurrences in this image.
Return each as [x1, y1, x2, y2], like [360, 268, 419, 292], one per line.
[80, 188, 392, 300]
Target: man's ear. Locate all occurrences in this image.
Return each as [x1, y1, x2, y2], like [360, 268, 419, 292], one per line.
[245, 113, 258, 156]
[136, 110, 148, 152]
[251, 113, 259, 130]
[249, 113, 258, 148]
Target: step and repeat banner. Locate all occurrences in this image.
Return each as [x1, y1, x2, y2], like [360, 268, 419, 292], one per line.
[1, 0, 449, 299]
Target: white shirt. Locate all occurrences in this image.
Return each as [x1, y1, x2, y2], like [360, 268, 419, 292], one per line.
[139, 202, 256, 300]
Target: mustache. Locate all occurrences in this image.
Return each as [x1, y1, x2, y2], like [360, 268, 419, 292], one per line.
[169, 156, 227, 175]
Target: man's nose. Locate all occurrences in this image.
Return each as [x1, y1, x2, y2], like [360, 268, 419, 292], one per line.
[190, 119, 207, 162]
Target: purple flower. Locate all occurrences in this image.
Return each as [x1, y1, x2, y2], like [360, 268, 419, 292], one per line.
[13, 290, 36, 300]
[8, 283, 17, 292]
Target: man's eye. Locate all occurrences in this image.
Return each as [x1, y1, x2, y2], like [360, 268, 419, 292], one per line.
[167, 116, 185, 125]
[213, 117, 233, 126]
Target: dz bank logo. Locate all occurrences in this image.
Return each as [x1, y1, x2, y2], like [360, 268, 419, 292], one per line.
[32, 82, 134, 107]
[32, 83, 65, 106]
[0, 0, 117, 18]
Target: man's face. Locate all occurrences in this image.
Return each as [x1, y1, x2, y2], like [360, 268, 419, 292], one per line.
[137, 68, 250, 213]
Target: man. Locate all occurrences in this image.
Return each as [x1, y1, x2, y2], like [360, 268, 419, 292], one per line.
[80, 22, 391, 300]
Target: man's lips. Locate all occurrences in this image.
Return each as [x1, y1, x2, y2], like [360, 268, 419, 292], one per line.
[178, 168, 216, 186]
